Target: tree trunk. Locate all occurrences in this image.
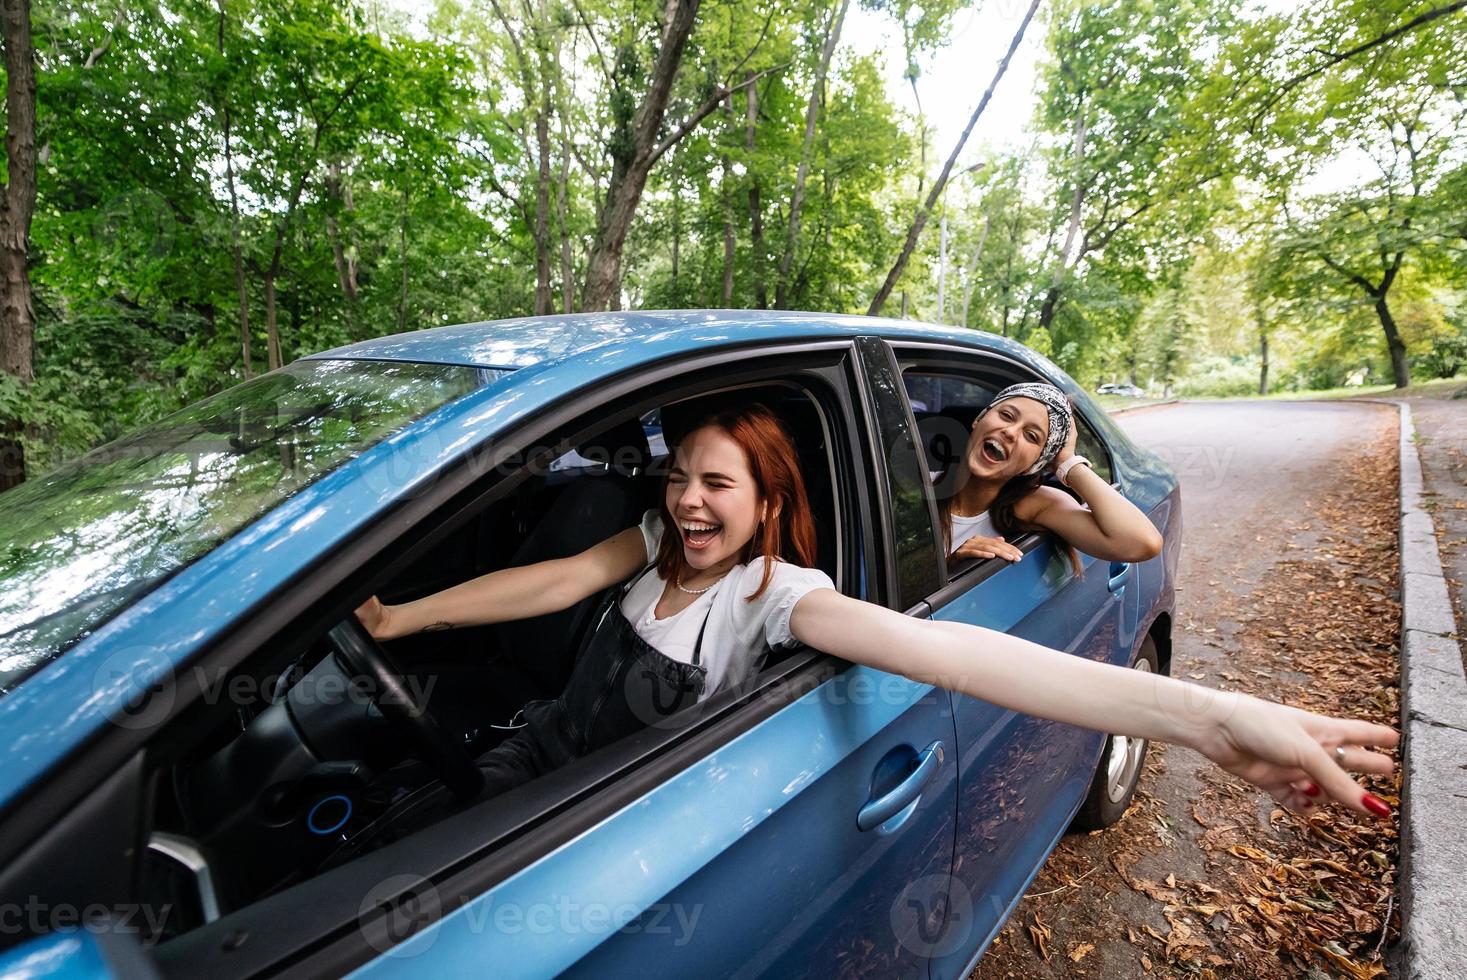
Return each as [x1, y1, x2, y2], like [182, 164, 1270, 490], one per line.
[398, 187, 410, 333]
[1, 0, 37, 491]
[868, 0, 1038, 316]
[721, 98, 736, 305]
[671, 181, 681, 291]
[558, 106, 574, 313]
[1035, 106, 1089, 336]
[1374, 293, 1410, 388]
[721, 176, 735, 304]
[216, 1, 253, 378]
[1034, 284, 1061, 337]
[746, 75, 767, 309]
[958, 213, 989, 329]
[936, 211, 948, 322]
[1258, 328, 1269, 395]
[532, 67, 553, 315]
[263, 268, 283, 372]
[776, 0, 848, 309]
[580, 0, 704, 312]
[325, 162, 359, 303]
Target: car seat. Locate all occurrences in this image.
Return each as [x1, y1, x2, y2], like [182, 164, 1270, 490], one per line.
[484, 417, 654, 715]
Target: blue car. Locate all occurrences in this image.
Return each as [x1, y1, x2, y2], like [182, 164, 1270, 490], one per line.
[0, 312, 1178, 979]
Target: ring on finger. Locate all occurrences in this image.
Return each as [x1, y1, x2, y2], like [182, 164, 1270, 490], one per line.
[1335, 745, 1348, 765]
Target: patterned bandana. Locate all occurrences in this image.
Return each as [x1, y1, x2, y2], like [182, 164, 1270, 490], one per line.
[981, 382, 1072, 475]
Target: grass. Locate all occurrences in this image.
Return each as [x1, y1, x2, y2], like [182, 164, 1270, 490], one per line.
[1096, 376, 1464, 413]
[1253, 375, 1466, 401]
[1132, 375, 1467, 404]
[1092, 393, 1171, 412]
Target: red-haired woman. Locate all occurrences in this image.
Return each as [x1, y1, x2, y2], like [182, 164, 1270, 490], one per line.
[356, 402, 1396, 821]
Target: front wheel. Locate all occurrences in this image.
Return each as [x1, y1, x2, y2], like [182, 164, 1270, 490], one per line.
[1072, 634, 1160, 830]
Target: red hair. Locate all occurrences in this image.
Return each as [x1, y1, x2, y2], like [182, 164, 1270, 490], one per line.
[656, 402, 818, 601]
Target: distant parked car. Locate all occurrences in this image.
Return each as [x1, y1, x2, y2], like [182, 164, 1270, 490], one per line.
[1097, 382, 1146, 398]
[0, 312, 1178, 979]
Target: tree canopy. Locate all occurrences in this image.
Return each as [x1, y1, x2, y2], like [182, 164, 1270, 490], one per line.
[1, 0, 1464, 482]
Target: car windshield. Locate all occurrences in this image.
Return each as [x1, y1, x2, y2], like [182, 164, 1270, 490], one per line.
[0, 358, 496, 697]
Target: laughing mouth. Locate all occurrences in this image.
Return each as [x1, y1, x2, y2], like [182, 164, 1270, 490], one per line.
[982, 438, 1009, 463]
[680, 521, 723, 546]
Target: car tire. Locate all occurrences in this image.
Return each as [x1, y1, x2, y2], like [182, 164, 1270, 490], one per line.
[1072, 634, 1161, 831]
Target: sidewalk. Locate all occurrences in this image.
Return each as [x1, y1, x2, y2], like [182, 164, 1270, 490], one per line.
[1397, 384, 1467, 674]
[1386, 384, 1467, 979]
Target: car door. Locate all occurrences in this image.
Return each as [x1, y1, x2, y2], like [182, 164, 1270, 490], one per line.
[344, 343, 958, 979]
[886, 344, 1131, 979]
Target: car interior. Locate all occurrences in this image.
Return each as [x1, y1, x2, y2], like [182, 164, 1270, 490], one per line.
[128, 379, 847, 947]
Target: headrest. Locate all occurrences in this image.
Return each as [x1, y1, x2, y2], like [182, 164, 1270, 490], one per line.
[576, 417, 651, 474]
[914, 407, 981, 473]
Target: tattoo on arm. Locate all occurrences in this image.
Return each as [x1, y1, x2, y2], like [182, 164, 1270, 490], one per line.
[419, 621, 453, 633]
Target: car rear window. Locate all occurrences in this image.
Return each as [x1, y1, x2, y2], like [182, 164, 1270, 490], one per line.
[0, 358, 495, 697]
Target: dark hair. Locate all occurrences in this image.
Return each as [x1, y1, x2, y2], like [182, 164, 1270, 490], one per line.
[657, 401, 818, 601]
[937, 396, 1083, 577]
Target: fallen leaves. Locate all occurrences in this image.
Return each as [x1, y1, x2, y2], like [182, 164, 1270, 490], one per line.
[970, 418, 1403, 980]
[1027, 912, 1052, 962]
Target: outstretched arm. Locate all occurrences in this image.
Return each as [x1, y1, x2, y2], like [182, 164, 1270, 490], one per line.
[789, 588, 1397, 819]
[356, 526, 648, 641]
[1017, 423, 1163, 562]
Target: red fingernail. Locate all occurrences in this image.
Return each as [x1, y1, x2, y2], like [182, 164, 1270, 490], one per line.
[1362, 793, 1392, 818]
[1301, 782, 1320, 797]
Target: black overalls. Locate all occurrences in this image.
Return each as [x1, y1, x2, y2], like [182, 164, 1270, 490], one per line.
[330, 564, 715, 861]
[475, 561, 712, 798]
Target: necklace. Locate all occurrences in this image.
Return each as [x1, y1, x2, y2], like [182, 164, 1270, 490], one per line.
[675, 571, 726, 595]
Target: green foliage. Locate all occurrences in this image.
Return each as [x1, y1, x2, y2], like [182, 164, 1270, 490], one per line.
[6, 0, 1467, 488]
[1175, 356, 1262, 398]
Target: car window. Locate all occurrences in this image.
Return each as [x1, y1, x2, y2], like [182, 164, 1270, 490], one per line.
[855, 338, 941, 610]
[1073, 413, 1114, 483]
[0, 359, 494, 697]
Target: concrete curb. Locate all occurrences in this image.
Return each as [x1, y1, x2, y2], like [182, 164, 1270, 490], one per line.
[1106, 398, 1180, 417]
[1392, 401, 1467, 978]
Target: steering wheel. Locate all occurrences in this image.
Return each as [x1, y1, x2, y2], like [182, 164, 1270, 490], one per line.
[326, 618, 485, 801]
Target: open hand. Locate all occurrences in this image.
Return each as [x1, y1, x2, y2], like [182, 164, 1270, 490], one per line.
[952, 534, 1023, 563]
[1193, 694, 1398, 819]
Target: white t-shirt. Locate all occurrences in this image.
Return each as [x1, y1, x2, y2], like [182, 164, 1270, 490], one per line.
[948, 509, 997, 553]
[620, 510, 834, 700]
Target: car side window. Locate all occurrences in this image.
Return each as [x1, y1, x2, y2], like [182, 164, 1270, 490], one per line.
[899, 357, 1100, 585]
[903, 373, 996, 509]
[1072, 412, 1114, 484]
[855, 338, 942, 610]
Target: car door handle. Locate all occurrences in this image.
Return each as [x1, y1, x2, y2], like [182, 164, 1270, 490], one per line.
[1108, 562, 1132, 593]
[858, 740, 944, 832]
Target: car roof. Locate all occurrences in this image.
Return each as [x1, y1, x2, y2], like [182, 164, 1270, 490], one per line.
[304, 309, 1045, 372]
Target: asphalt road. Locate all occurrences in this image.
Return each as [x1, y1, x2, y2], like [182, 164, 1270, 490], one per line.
[968, 399, 1399, 979]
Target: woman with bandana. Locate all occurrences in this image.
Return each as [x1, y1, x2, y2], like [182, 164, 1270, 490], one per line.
[939, 382, 1164, 568]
